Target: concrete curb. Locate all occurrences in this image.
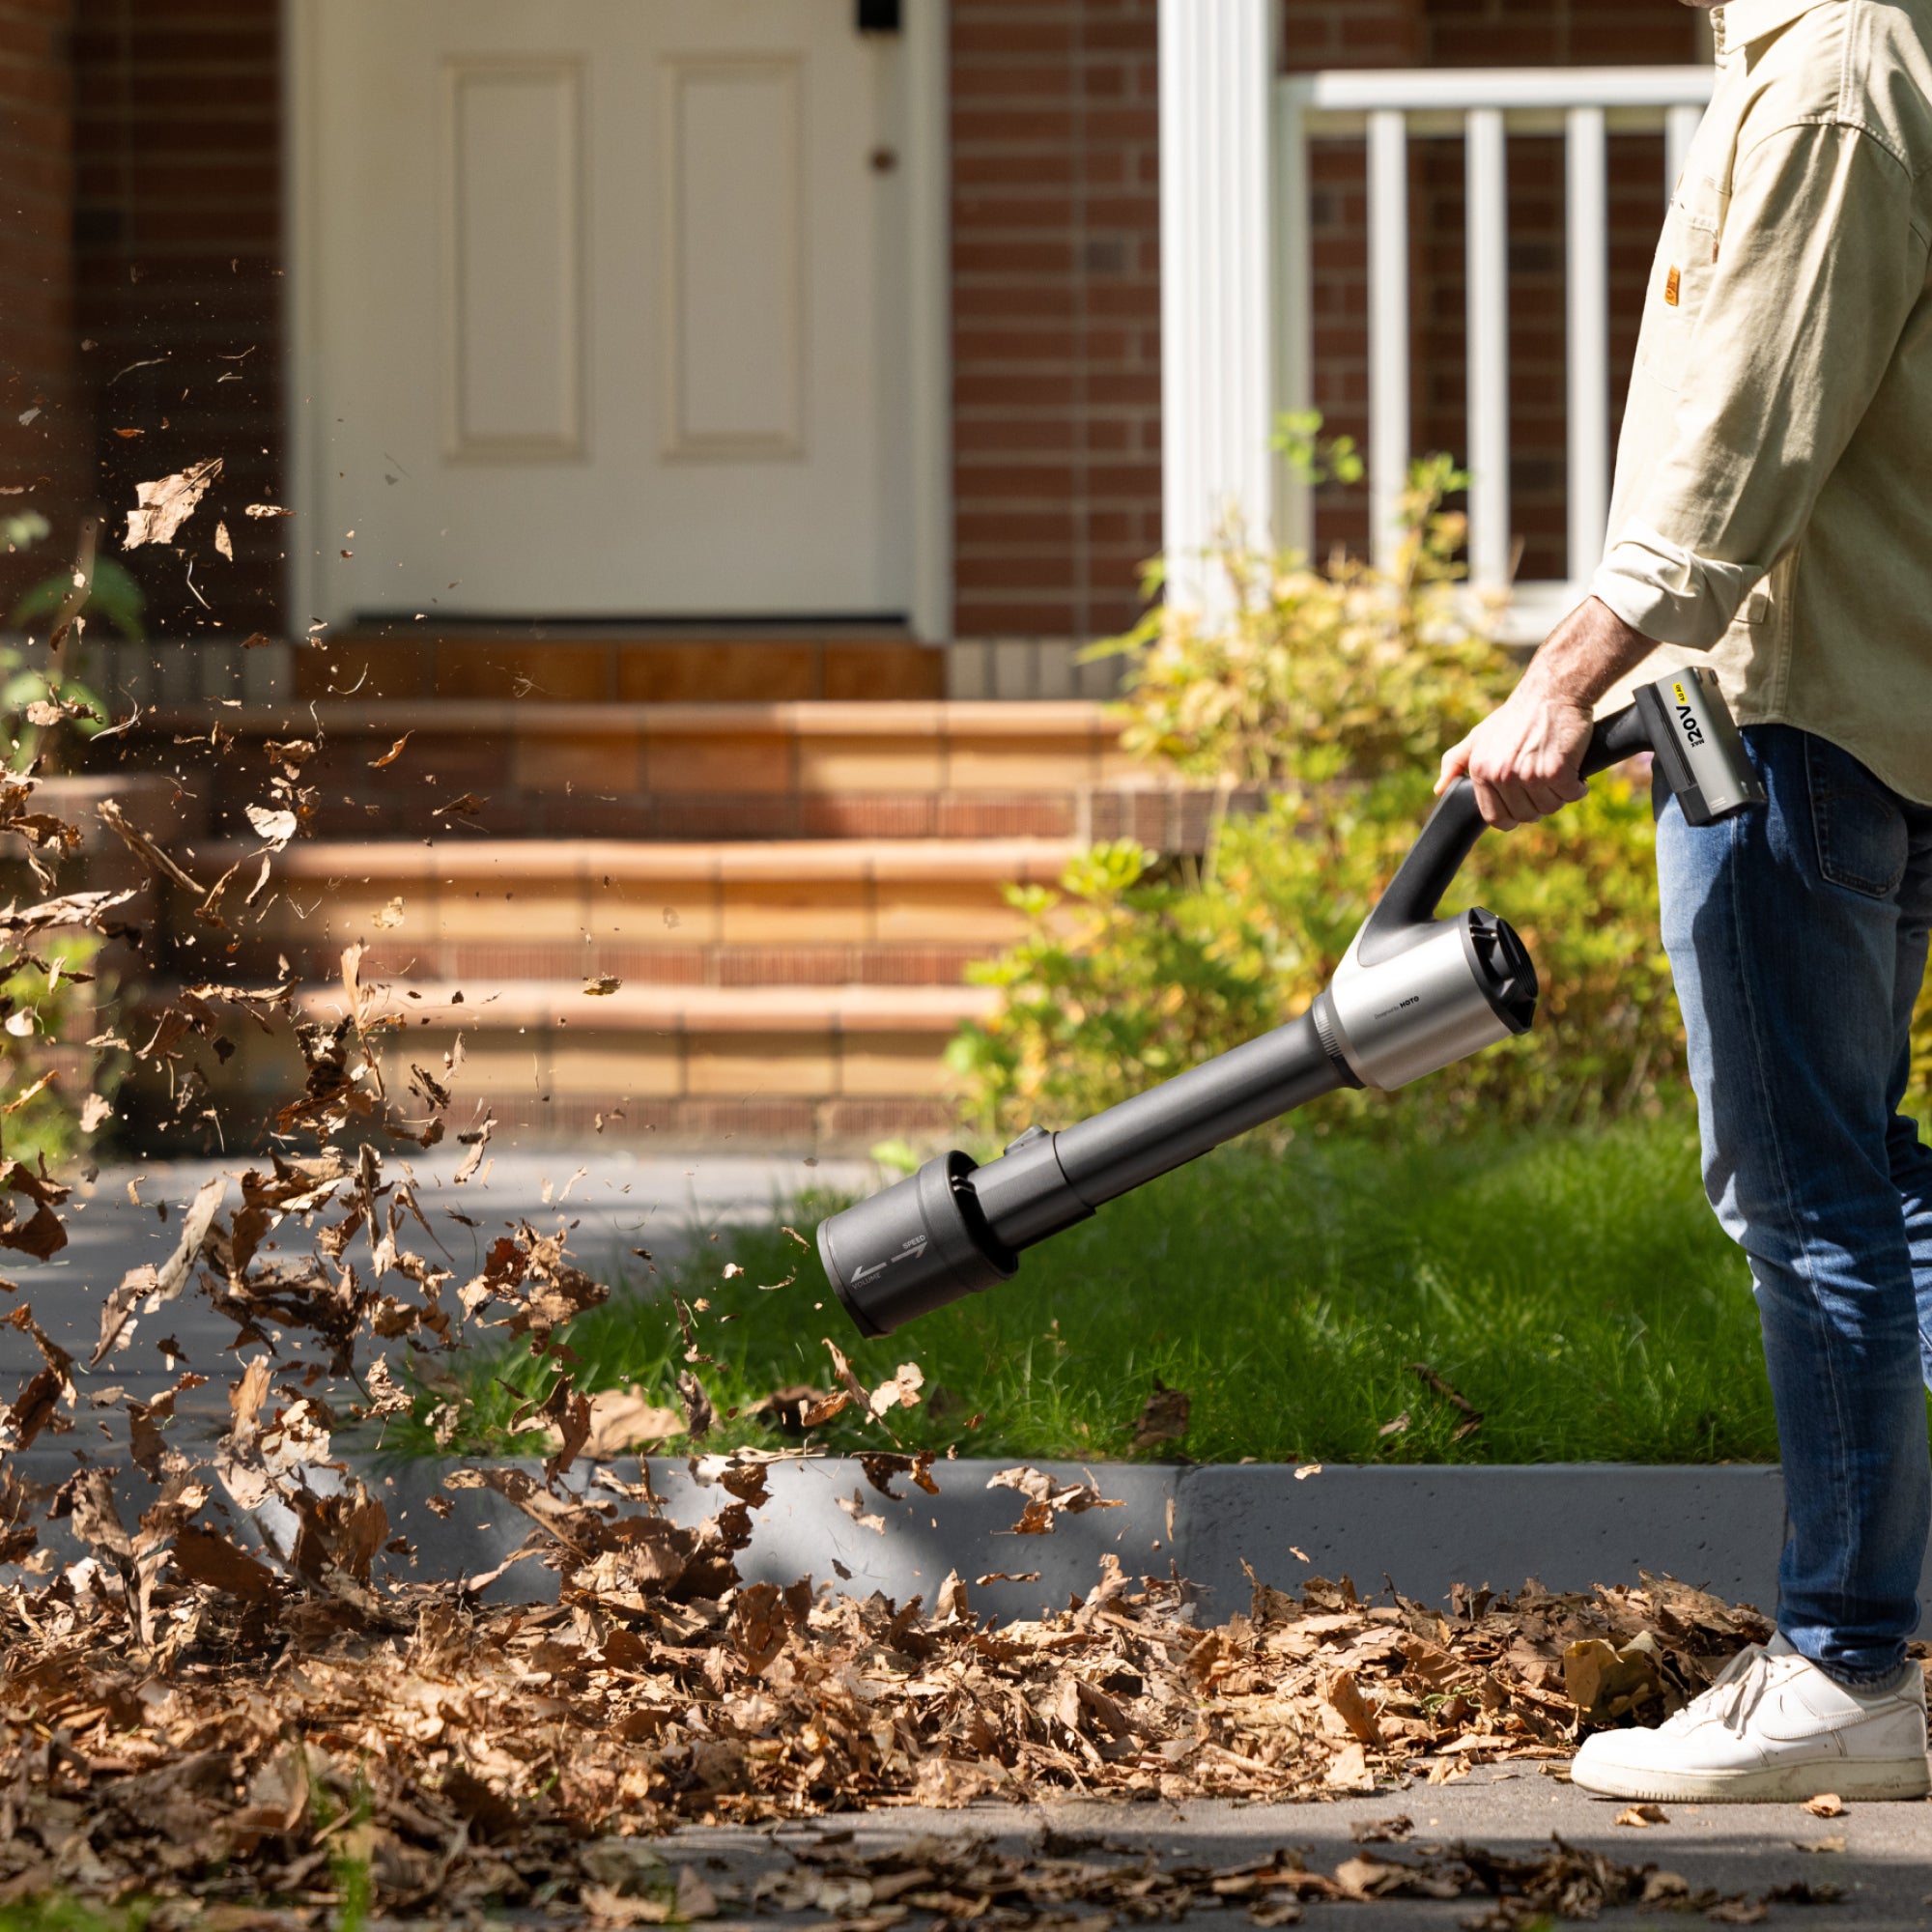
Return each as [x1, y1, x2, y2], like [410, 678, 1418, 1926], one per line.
[6, 1451, 1859, 1630]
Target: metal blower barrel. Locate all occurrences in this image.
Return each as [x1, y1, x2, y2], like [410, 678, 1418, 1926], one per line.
[820, 1009, 1353, 1337]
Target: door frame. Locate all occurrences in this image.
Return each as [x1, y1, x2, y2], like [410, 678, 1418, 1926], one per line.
[282, 0, 952, 642]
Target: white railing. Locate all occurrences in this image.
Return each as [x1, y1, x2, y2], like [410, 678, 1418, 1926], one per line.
[1274, 66, 1715, 634]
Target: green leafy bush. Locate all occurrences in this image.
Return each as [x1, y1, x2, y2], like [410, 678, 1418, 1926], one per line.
[2, 934, 115, 1165]
[949, 455, 1685, 1141]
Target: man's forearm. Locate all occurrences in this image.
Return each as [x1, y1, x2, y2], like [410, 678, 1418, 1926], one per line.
[1436, 595, 1663, 829]
[1517, 595, 1661, 710]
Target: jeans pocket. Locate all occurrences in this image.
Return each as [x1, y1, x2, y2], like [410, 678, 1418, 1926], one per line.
[1807, 734, 1909, 898]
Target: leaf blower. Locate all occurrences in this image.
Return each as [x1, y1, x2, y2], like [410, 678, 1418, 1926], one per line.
[820, 668, 1765, 1338]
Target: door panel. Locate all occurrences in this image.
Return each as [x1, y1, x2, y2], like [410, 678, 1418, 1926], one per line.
[302, 0, 907, 624]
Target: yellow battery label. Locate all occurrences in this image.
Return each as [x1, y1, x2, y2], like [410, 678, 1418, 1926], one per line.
[1673, 681, 1689, 705]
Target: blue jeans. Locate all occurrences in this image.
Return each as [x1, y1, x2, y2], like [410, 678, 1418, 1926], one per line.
[1657, 724, 1932, 1684]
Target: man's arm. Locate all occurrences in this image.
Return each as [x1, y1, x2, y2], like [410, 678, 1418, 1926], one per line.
[1436, 598, 1656, 830]
[1447, 118, 1925, 829]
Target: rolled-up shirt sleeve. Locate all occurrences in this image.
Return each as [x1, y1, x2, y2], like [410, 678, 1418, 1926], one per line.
[1589, 120, 1928, 651]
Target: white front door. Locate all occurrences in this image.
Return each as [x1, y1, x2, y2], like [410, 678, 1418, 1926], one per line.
[293, 0, 916, 627]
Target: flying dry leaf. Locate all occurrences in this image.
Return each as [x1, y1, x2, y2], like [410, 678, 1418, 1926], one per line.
[836, 1488, 886, 1535]
[213, 520, 234, 560]
[867, 1360, 924, 1419]
[583, 976, 621, 996]
[245, 804, 299, 850]
[244, 502, 293, 518]
[369, 733, 412, 768]
[582, 1388, 685, 1460]
[124, 457, 221, 548]
[373, 896, 405, 930]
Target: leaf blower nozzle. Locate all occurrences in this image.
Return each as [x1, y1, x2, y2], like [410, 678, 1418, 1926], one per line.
[820, 666, 1765, 1337]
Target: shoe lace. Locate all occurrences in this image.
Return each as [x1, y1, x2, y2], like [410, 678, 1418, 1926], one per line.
[1661, 1644, 1787, 1736]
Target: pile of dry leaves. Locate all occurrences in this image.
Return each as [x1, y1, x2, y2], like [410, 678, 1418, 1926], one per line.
[3, 1472, 1790, 1924]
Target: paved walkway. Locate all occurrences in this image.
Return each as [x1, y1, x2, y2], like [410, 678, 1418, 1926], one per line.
[668, 1779, 1932, 1929]
[3, 1147, 870, 1434]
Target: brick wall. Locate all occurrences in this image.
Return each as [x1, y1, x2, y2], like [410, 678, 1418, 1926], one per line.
[1293, 0, 1703, 579]
[950, 0, 1161, 643]
[71, 0, 284, 638]
[0, 0, 83, 616]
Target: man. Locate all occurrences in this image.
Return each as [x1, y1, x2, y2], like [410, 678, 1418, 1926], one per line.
[1440, 0, 1932, 1801]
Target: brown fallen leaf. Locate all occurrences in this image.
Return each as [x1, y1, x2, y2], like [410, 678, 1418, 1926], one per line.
[1131, 1377, 1191, 1448]
[1349, 1815, 1413, 1844]
[1324, 1667, 1384, 1747]
[1247, 1900, 1302, 1927]
[1804, 1791, 1845, 1818]
[1409, 1360, 1484, 1439]
[1614, 1802, 1668, 1827]
[369, 732, 412, 768]
[1794, 1834, 1846, 1856]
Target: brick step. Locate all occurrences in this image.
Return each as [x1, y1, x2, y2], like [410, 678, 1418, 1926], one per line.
[176, 838, 1076, 980]
[151, 978, 990, 1149]
[231, 940, 995, 987]
[113, 699, 1223, 845]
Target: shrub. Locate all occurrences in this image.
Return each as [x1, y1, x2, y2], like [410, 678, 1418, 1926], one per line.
[948, 456, 1686, 1142]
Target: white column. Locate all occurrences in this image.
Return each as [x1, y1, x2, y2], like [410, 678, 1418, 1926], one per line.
[1463, 107, 1510, 590]
[1159, 0, 1274, 612]
[1367, 107, 1410, 574]
[1565, 104, 1609, 584]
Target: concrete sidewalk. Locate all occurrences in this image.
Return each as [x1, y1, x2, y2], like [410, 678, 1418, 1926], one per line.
[667, 1779, 1932, 1929]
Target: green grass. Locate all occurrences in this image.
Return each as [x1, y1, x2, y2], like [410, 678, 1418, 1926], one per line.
[0, 1899, 152, 1932]
[397, 1111, 1788, 1467]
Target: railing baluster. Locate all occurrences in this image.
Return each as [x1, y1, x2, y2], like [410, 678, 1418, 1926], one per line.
[1273, 84, 1314, 556]
[1665, 101, 1703, 201]
[1566, 104, 1609, 588]
[1464, 107, 1510, 591]
[1367, 107, 1410, 575]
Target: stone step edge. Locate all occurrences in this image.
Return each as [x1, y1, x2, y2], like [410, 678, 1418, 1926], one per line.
[145, 978, 1000, 1035]
[191, 836, 1084, 885]
[134, 698, 1138, 739]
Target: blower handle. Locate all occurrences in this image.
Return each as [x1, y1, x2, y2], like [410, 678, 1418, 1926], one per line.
[1355, 705, 1650, 965]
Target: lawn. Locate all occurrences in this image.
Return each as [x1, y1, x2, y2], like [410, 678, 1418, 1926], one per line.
[397, 1110, 1792, 1467]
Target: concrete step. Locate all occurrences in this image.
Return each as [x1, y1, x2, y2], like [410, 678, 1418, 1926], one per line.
[148, 976, 995, 1147]
[175, 837, 1079, 983]
[119, 699, 1222, 845]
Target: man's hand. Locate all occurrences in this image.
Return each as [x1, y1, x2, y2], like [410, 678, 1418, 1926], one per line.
[1437, 596, 1659, 831]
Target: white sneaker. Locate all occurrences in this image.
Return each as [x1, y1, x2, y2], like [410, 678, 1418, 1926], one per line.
[1570, 1634, 1930, 1803]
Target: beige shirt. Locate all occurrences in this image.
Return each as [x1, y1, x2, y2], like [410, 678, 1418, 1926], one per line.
[1589, 0, 1932, 804]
